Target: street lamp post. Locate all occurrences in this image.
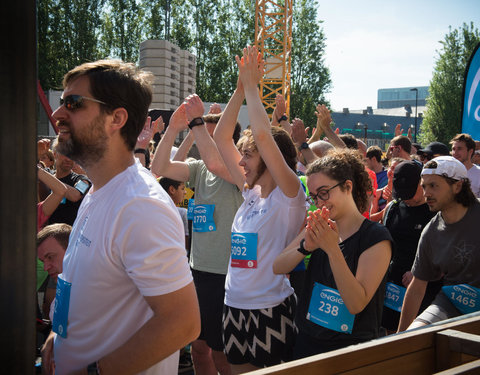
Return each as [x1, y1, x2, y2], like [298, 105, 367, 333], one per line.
[410, 88, 418, 142]
[356, 122, 368, 145]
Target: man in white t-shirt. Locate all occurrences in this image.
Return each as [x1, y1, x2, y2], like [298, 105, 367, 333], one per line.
[451, 133, 480, 197]
[41, 60, 200, 375]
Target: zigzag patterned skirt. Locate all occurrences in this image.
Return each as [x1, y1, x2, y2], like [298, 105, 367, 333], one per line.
[222, 293, 297, 367]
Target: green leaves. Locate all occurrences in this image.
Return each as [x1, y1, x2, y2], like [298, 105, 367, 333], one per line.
[420, 22, 480, 145]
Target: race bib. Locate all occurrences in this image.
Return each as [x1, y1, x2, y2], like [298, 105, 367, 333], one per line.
[384, 282, 406, 312]
[306, 283, 354, 334]
[192, 204, 216, 232]
[231, 232, 258, 269]
[187, 199, 195, 220]
[52, 277, 72, 338]
[443, 284, 480, 315]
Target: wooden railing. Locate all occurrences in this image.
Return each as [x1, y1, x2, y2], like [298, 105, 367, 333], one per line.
[246, 312, 480, 374]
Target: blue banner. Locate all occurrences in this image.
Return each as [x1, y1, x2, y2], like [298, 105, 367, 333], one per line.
[462, 42, 480, 138]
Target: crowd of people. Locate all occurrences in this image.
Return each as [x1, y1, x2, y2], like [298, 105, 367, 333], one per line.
[35, 46, 480, 374]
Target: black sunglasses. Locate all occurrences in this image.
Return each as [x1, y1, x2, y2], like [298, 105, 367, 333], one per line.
[60, 95, 106, 110]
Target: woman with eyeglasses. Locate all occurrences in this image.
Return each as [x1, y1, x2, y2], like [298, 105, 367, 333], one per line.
[273, 149, 392, 358]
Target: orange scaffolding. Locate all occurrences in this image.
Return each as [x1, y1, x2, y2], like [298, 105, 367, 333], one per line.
[255, 0, 293, 119]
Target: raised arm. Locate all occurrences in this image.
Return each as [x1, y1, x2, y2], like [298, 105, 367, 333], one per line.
[183, 94, 235, 184]
[271, 94, 291, 133]
[150, 105, 190, 181]
[273, 229, 306, 274]
[37, 166, 67, 217]
[314, 104, 346, 149]
[291, 118, 317, 166]
[135, 116, 163, 167]
[213, 80, 248, 191]
[238, 46, 300, 197]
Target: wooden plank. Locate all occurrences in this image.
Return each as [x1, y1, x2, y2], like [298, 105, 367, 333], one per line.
[246, 314, 480, 375]
[433, 359, 480, 375]
[438, 330, 480, 357]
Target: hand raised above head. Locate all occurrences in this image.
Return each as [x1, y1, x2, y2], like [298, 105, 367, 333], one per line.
[235, 45, 264, 89]
[291, 118, 307, 144]
[169, 103, 189, 133]
[208, 103, 222, 115]
[314, 104, 331, 131]
[394, 124, 404, 137]
[136, 116, 155, 148]
[184, 94, 205, 122]
[274, 94, 287, 118]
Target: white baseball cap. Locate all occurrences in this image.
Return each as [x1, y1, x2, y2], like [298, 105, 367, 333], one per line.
[421, 156, 468, 181]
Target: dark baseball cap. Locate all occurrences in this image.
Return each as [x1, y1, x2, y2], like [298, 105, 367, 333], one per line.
[393, 160, 422, 200]
[417, 142, 450, 157]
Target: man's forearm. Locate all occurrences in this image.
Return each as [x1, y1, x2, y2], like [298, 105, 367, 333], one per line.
[150, 127, 178, 177]
[397, 279, 427, 332]
[98, 283, 200, 375]
[173, 132, 194, 162]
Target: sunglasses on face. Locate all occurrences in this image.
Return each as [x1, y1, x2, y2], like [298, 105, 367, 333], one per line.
[307, 180, 346, 205]
[60, 95, 107, 110]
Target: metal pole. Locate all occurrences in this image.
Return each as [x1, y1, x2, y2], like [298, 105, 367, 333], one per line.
[410, 88, 418, 142]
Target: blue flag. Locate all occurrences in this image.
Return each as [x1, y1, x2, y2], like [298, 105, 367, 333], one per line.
[462, 42, 480, 138]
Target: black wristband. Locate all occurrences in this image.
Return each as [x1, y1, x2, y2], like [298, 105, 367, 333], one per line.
[278, 114, 288, 122]
[87, 361, 100, 375]
[297, 239, 311, 256]
[298, 142, 309, 151]
[134, 148, 146, 154]
[188, 117, 205, 129]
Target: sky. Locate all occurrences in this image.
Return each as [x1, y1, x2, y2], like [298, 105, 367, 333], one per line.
[317, 0, 480, 111]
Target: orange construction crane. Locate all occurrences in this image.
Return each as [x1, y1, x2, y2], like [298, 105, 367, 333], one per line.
[255, 0, 293, 119]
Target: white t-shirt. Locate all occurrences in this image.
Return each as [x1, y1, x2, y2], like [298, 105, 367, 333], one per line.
[178, 206, 189, 236]
[467, 164, 480, 197]
[53, 161, 192, 374]
[225, 184, 307, 309]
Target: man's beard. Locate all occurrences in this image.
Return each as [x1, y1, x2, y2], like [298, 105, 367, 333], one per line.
[55, 114, 108, 169]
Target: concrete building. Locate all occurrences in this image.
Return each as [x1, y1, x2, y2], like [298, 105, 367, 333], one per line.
[139, 39, 196, 110]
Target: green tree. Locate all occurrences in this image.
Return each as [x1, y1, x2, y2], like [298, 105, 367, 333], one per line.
[290, 0, 331, 127]
[101, 0, 144, 62]
[420, 22, 480, 145]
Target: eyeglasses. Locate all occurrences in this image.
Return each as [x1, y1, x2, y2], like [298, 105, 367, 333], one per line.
[307, 180, 345, 205]
[60, 95, 107, 110]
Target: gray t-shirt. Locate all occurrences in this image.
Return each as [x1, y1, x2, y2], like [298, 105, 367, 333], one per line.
[412, 200, 480, 287]
[188, 160, 243, 274]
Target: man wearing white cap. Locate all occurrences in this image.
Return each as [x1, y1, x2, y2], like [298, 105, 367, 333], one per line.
[397, 156, 480, 331]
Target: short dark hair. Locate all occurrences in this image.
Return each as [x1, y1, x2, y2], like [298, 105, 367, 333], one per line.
[159, 177, 183, 192]
[204, 113, 241, 144]
[339, 134, 358, 149]
[63, 60, 154, 151]
[37, 223, 72, 250]
[391, 135, 412, 154]
[366, 146, 383, 162]
[450, 133, 476, 151]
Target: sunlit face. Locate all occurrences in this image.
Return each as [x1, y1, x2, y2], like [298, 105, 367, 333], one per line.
[389, 143, 401, 158]
[54, 152, 74, 174]
[37, 237, 66, 281]
[421, 174, 459, 213]
[238, 144, 265, 187]
[40, 153, 54, 168]
[170, 183, 186, 205]
[306, 172, 346, 220]
[52, 76, 108, 168]
[451, 141, 473, 165]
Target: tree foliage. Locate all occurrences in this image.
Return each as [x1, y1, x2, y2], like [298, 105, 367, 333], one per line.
[290, 0, 331, 127]
[37, 0, 330, 113]
[420, 22, 480, 145]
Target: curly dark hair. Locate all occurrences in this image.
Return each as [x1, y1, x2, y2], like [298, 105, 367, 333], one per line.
[306, 149, 372, 213]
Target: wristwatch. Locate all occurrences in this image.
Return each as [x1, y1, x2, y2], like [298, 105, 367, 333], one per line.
[299, 142, 309, 151]
[188, 117, 205, 129]
[278, 114, 288, 122]
[297, 239, 311, 256]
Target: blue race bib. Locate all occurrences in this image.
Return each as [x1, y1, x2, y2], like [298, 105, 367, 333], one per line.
[52, 277, 72, 338]
[231, 232, 258, 269]
[193, 204, 216, 232]
[384, 282, 406, 312]
[187, 199, 195, 220]
[307, 282, 354, 334]
[442, 284, 480, 315]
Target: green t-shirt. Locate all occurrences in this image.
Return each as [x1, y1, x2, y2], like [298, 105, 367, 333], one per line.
[188, 160, 244, 274]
